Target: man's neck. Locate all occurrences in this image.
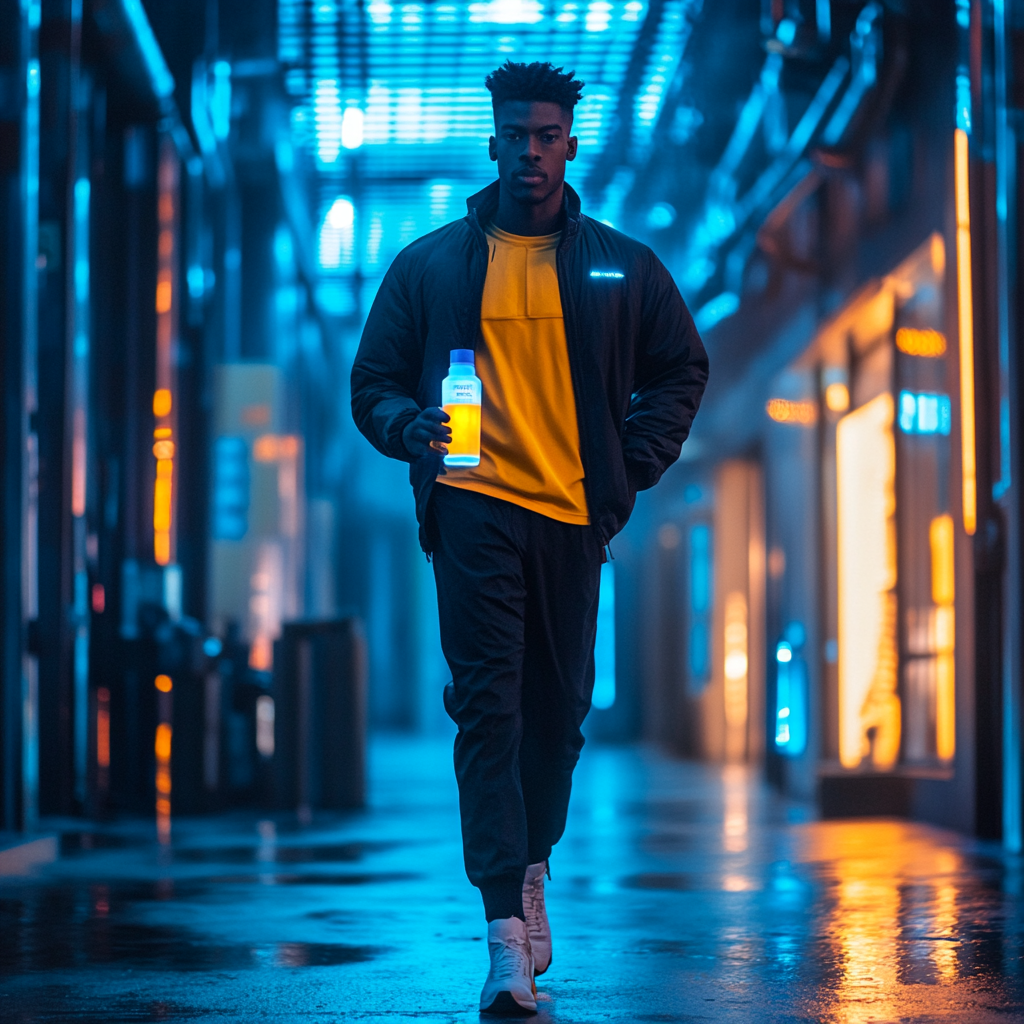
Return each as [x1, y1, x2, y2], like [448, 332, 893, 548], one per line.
[492, 183, 565, 236]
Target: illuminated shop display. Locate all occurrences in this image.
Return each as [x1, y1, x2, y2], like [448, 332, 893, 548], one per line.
[765, 235, 960, 778]
[837, 392, 900, 770]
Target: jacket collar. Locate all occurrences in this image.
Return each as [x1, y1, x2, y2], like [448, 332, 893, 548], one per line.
[465, 180, 582, 240]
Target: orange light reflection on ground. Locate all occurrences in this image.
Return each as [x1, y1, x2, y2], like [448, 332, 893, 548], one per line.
[794, 821, 964, 1021]
[722, 764, 748, 854]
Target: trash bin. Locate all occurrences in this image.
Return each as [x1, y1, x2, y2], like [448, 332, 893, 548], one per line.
[272, 618, 367, 813]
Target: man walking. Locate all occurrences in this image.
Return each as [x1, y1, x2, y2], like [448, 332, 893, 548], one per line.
[352, 60, 708, 1015]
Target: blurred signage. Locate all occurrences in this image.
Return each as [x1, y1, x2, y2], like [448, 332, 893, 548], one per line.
[208, 365, 304, 669]
[898, 390, 952, 436]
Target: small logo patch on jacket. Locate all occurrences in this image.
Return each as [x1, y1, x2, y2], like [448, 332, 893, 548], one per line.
[590, 269, 625, 279]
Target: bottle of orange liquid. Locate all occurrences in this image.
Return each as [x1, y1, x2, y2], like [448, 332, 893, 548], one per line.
[441, 349, 481, 467]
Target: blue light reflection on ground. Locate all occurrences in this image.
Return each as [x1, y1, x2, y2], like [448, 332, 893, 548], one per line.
[3, 737, 1023, 1021]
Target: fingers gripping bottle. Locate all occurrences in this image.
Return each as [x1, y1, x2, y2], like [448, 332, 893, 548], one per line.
[441, 349, 481, 467]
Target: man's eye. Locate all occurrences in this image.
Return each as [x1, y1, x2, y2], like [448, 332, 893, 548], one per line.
[504, 132, 520, 141]
[541, 135, 557, 143]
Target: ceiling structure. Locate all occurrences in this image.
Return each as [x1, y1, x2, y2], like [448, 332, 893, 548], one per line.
[270, 0, 889, 330]
[275, 0, 702, 308]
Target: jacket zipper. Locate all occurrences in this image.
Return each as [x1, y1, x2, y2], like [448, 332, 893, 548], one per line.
[557, 227, 607, 548]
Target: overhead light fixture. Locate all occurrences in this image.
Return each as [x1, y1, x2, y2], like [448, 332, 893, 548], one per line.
[341, 106, 364, 149]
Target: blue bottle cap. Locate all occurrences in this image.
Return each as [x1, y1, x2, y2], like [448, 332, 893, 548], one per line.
[450, 349, 475, 365]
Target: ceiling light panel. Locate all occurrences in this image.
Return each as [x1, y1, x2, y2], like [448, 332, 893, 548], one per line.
[280, 0, 656, 183]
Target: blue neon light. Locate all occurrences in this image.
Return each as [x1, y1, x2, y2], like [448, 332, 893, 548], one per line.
[590, 270, 624, 279]
[592, 560, 616, 710]
[688, 523, 712, 690]
[775, 627, 807, 756]
[956, 68, 972, 135]
[693, 291, 739, 332]
[689, 621, 709, 682]
[211, 61, 232, 141]
[121, 0, 176, 100]
[690, 523, 711, 614]
[898, 390, 952, 436]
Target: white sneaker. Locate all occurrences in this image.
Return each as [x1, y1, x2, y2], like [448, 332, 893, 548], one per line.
[523, 861, 551, 975]
[479, 916, 537, 1016]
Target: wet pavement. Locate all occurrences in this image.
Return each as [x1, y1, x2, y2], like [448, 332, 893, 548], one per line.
[2, 737, 1023, 1023]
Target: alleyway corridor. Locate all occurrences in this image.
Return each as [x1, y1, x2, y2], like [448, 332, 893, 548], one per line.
[3, 737, 1023, 1023]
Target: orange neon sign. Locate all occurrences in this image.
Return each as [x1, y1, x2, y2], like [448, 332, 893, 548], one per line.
[954, 129, 976, 535]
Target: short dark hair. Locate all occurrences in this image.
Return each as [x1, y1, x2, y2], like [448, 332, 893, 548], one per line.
[485, 60, 585, 118]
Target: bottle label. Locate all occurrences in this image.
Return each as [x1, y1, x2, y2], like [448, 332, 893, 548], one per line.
[450, 382, 476, 402]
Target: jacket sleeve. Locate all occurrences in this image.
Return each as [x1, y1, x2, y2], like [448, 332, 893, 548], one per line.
[621, 249, 709, 491]
[350, 256, 424, 464]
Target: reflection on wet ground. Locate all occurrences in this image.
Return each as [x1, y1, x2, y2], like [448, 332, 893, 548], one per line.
[2, 737, 1022, 1022]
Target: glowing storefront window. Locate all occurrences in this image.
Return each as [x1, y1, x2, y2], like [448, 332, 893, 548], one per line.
[836, 393, 900, 770]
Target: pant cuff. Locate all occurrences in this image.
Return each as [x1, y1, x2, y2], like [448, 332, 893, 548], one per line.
[479, 874, 525, 922]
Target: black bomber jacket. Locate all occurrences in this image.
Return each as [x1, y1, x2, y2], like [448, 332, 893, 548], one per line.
[350, 180, 710, 552]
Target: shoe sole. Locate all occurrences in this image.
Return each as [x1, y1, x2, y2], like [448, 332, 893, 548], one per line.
[534, 955, 551, 977]
[480, 991, 537, 1017]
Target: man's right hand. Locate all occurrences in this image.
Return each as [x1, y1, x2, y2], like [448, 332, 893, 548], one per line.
[402, 407, 452, 459]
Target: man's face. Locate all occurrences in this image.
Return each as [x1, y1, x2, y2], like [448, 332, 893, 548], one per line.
[489, 100, 578, 206]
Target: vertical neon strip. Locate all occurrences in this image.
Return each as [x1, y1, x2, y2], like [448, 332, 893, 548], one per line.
[155, 721, 172, 844]
[21, 33, 42, 832]
[592, 561, 616, 710]
[153, 142, 178, 566]
[955, 128, 977, 535]
[723, 590, 749, 757]
[70, 167, 91, 807]
[930, 514, 956, 762]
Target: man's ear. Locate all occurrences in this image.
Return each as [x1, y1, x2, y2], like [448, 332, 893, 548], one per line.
[488, 136, 497, 161]
[567, 136, 578, 161]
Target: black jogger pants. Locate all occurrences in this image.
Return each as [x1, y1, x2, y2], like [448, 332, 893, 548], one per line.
[429, 483, 603, 921]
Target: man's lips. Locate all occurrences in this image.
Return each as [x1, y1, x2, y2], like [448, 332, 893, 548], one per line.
[514, 171, 546, 185]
